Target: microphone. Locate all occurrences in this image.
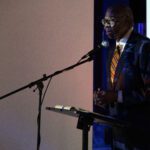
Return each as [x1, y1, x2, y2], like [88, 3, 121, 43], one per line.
[81, 41, 109, 60]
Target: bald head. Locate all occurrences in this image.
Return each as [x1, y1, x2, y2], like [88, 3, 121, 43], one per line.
[107, 4, 134, 27]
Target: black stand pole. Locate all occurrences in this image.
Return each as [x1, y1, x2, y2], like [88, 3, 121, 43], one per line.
[82, 127, 88, 150]
[36, 82, 44, 150]
[77, 114, 93, 150]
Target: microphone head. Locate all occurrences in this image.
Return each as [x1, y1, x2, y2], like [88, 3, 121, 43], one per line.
[81, 40, 109, 60]
[101, 40, 109, 48]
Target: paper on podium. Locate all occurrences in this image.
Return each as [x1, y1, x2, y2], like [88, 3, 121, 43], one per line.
[46, 105, 88, 118]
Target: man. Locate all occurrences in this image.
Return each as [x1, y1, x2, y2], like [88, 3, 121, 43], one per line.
[94, 4, 150, 150]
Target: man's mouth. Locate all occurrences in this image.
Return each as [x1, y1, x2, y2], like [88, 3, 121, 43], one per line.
[105, 29, 114, 39]
[106, 29, 112, 34]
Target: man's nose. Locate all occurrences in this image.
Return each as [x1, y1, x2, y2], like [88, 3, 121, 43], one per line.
[103, 22, 112, 28]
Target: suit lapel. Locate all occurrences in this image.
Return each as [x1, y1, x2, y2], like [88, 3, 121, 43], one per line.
[113, 32, 138, 89]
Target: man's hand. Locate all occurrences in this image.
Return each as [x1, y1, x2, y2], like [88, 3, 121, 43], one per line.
[94, 88, 117, 105]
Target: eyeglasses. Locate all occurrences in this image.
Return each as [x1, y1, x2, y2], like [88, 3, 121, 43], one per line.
[101, 18, 116, 27]
[101, 16, 125, 27]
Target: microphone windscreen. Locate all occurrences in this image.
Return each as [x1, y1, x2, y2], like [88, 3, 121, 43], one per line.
[101, 40, 109, 48]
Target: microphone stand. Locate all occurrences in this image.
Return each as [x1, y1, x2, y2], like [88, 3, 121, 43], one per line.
[0, 57, 92, 100]
[36, 81, 44, 150]
[0, 56, 92, 150]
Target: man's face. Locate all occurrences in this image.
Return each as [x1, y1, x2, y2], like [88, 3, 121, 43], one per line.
[102, 9, 130, 40]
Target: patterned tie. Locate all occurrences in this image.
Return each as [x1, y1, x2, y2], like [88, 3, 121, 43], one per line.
[110, 45, 121, 83]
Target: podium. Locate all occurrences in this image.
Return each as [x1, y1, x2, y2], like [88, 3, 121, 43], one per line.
[46, 105, 127, 150]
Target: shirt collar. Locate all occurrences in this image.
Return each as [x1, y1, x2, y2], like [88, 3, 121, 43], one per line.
[116, 27, 133, 52]
[116, 27, 133, 44]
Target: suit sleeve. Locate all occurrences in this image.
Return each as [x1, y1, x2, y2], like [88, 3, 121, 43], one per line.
[122, 41, 150, 107]
[140, 42, 150, 99]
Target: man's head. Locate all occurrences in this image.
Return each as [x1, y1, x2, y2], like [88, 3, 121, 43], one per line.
[102, 4, 134, 40]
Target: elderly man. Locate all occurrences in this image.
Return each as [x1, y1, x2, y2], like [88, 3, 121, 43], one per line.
[95, 4, 150, 150]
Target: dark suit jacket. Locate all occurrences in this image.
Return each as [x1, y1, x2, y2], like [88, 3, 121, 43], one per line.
[105, 31, 150, 146]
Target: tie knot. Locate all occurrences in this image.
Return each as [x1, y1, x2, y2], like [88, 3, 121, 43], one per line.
[116, 45, 121, 55]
